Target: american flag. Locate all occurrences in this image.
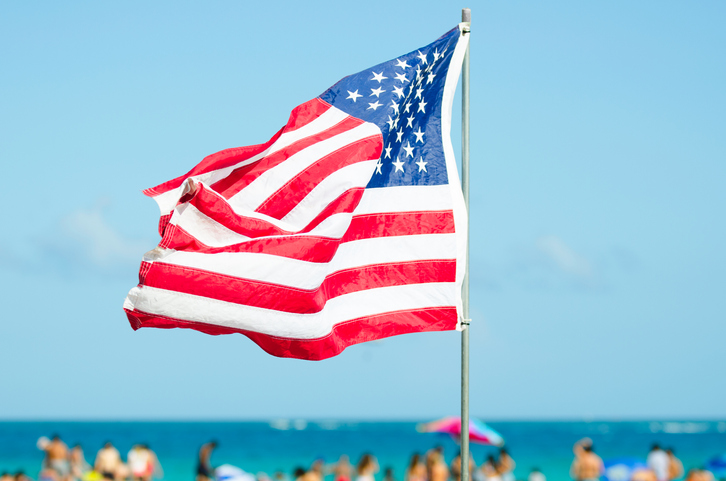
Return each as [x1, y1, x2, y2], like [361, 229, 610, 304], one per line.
[123, 24, 469, 360]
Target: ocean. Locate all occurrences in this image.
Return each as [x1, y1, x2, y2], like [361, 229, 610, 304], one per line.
[1, 421, 725, 481]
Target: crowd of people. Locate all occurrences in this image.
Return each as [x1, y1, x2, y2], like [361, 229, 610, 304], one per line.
[569, 439, 716, 481]
[8, 435, 164, 481]
[0, 435, 720, 481]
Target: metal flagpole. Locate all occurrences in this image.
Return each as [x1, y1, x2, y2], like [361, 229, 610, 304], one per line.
[460, 7, 471, 481]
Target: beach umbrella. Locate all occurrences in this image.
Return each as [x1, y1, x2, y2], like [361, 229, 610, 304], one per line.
[417, 416, 505, 446]
[706, 454, 726, 475]
[603, 458, 648, 481]
[215, 465, 256, 481]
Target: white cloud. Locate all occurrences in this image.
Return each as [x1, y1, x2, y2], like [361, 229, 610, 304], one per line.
[59, 202, 150, 268]
[536, 235, 594, 281]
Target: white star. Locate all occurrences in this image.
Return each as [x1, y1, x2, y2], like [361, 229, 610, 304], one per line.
[415, 68, 424, 85]
[415, 87, 424, 99]
[413, 127, 425, 143]
[394, 72, 409, 83]
[370, 86, 385, 97]
[371, 71, 388, 83]
[417, 99, 427, 113]
[427, 72, 436, 84]
[392, 157, 405, 173]
[384, 145, 392, 159]
[402, 142, 414, 158]
[417, 50, 428, 64]
[408, 84, 416, 97]
[395, 59, 410, 69]
[347, 90, 362, 102]
[406, 114, 415, 128]
[432, 49, 441, 62]
[396, 128, 404, 142]
[392, 85, 405, 98]
[375, 160, 383, 174]
[390, 100, 399, 114]
[416, 157, 428, 172]
[392, 115, 399, 128]
[368, 100, 383, 110]
[385, 116, 394, 130]
[404, 101, 412, 114]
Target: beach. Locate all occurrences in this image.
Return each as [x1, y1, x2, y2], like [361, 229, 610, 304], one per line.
[2, 421, 724, 481]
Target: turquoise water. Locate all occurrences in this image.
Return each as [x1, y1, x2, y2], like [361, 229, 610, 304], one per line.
[1, 421, 725, 481]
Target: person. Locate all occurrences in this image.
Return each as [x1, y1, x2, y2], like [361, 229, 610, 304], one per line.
[331, 455, 353, 481]
[647, 445, 670, 481]
[405, 454, 426, 481]
[427, 450, 449, 481]
[42, 435, 71, 481]
[196, 441, 218, 481]
[14, 472, 33, 481]
[528, 468, 545, 481]
[570, 443, 603, 481]
[383, 468, 395, 481]
[356, 454, 379, 481]
[69, 444, 91, 481]
[480, 456, 500, 481]
[95, 442, 122, 481]
[1, 473, 14, 481]
[304, 460, 324, 481]
[451, 451, 475, 481]
[497, 449, 516, 481]
[293, 469, 307, 481]
[666, 449, 683, 481]
[128, 444, 162, 481]
[631, 469, 658, 481]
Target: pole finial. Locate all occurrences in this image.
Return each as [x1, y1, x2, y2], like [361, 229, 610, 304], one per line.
[462, 8, 471, 23]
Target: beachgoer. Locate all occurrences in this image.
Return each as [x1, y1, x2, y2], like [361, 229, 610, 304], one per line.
[528, 468, 545, 481]
[69, 444, 91, 481]
[480, 456, 500, 481]
[304, 460, 324, 481]
[427, 451, 449, 481]
[294, 469, 307, 481]
[196, 441, 218, 481]
[14, 472, 33, 481]
[356, 454, 379, 481]
[95, 442, 122, 481]
[632, 469, 658, 481]
[497, 449, 516, 481]
[331, 455, 353, 481]
[1, 473, 14, 481]
[647, 445, 670, 481]
[43, 435, 71, 481]
[570, 444, 603, 481]
[451, 451, 475, 481]
[38, 467, 59, 481]
[405, 454, 426, 481]
[383, 468, 395, 481]
[128, 444, 162, 481]
[665, 449, 683, 481]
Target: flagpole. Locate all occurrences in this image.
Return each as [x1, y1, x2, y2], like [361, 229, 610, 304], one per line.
[461, 7, 471, 481]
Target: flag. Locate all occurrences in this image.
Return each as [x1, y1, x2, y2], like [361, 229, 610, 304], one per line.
[123, 24, 470, 360]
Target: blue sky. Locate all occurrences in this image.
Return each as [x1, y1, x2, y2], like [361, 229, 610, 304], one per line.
[1, 1, 724, 420]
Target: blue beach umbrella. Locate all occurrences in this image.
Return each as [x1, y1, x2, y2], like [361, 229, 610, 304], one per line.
[603, 458, 648, 481]
[706, 455, 726, 475]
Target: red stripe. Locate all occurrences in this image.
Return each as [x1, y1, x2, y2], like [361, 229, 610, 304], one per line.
[255, 135, 382, 219]
[125, 306, 458, 361]
[210, 116, 365, 199]
[301, 188, 364, 233]
[283, 98, 331, 132]
[144, 128, 283, 197]
[161, 210, 455, 262]
[139, 260, 455, 314]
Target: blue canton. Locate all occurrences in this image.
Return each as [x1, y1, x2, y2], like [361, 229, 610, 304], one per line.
[320, 27, 460, 188]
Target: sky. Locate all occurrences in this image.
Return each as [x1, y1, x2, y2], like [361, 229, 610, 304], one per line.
[0, 1, 724, 421]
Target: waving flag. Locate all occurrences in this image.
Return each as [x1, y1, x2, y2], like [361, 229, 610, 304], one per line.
[123, 24, 470, 360]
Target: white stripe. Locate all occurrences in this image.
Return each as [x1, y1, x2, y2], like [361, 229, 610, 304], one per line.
[124, 282, 457, 339]
[174, 203, 250, 247]
[280, 160, 377, 227]
[228, 122, 382, 212]
[152, 106, 351, 214]
[356, 184, 454, 214]
[144, 233, 457, 290]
